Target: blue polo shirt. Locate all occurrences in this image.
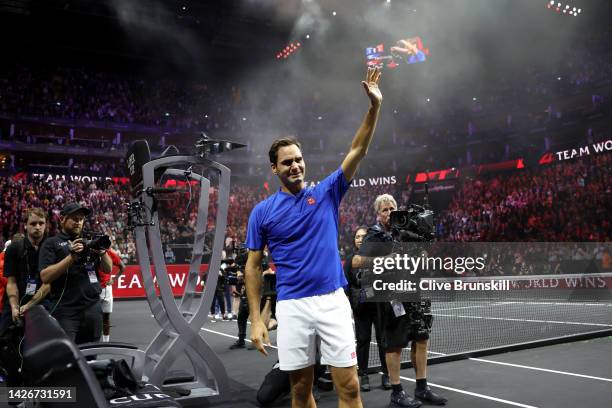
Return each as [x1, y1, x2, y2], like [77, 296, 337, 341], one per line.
[246, 167, 350, 301]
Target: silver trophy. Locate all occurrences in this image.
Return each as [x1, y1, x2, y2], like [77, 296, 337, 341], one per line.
[119, 135, 245, 404]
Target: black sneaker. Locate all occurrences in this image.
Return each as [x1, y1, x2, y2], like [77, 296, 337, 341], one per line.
[229, 340, 245, 350]
[390, 390, 422, 408]
[415, 386, 447, 405]
[360, 374, 370, 392]
[381, 373, 392, 389]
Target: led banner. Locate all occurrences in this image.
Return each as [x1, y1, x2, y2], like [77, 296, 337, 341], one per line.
[539, 138, 612, 165]
[29, 172, 130, 184]
[112, 264, 209, 298]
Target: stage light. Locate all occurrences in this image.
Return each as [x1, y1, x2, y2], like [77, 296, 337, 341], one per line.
[332, 11, 337, 16]
[306, 34, 310, 39]
[472, 97, 477, 101]
[426, 98, 431, 102]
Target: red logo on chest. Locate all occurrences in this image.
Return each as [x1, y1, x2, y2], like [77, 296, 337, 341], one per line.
[307, 197, 316, 205]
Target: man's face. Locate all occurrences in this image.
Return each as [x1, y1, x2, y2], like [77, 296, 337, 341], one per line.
[377, 201, 397, 229]
[272, 145, 306, 192]
[61, 212, 86, 237]
[25, 214, 46, 242]
[354, 228, 367, 250]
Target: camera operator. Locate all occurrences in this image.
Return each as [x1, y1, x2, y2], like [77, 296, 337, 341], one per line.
[357, 194, 446, 407]
[0, 209, 50, 331]
[344, 226, 390, 392]
[39, 203, 112, 344]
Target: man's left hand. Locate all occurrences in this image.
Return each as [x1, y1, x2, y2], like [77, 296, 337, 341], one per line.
[362, 66, 383, 108]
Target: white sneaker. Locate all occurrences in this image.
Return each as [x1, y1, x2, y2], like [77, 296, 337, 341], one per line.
[102, 335, 110, 342]
[214, 314, 221, 320]
[226, 313, 233, 319]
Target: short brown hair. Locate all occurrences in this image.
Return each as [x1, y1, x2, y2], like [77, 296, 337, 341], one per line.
[268, 137, 302, 165]
[25, 207, 46, 222]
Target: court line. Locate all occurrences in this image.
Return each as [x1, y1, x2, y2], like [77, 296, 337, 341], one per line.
[201, 327, 279, 349]
[398, 376, 539, 408]
[369, 340, 612, 383]
[499, 301, 612, 307]
[433, 313, 612, 327]
[435, 303, 506, 311]
[469, 358, 612, 383]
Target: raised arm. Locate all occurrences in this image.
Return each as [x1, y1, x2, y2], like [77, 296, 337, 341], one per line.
[341, 66, 383, 181]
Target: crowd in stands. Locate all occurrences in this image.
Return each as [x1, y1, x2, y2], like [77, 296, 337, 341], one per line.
[438, 153, 611, 242]
[0, 147, 609, 273]
[2, 28, 612, 172]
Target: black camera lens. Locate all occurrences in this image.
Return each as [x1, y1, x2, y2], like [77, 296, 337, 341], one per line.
[85, 235, 112, 251]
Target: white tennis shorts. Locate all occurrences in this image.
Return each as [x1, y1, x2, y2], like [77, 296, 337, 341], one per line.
[276, 288, 356, 371]
[100, 285, 113, 313]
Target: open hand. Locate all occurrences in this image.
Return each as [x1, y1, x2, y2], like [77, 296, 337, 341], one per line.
[362, 66, 382, 107]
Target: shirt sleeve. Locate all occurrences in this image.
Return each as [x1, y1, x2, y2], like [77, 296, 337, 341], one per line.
[38, 239, 58, 272]
[3, 243, 19, 278]
[343, 254, 354, 287]
[246, 204, 266, 251]
[108, 249, 122, 266]
[321, 166, 351, 207]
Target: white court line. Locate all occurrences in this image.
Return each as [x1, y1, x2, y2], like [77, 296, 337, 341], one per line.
[398, 376, 539, 408]
[499, 301, 612, 307]
[469, 358, 612, 383]
[433, 313, 612, 327]
[369, 342, 612, 382]
[435, 303, 506, 311]
[202, 326, 540, 406]
[201, 327, 278, 349]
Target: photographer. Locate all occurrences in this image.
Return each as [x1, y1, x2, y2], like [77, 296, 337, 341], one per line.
[357, 194, 446, 407]
[0, 209, 50, 331]
[344, 226, 390, 392]
[39, 203, 112, 344]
